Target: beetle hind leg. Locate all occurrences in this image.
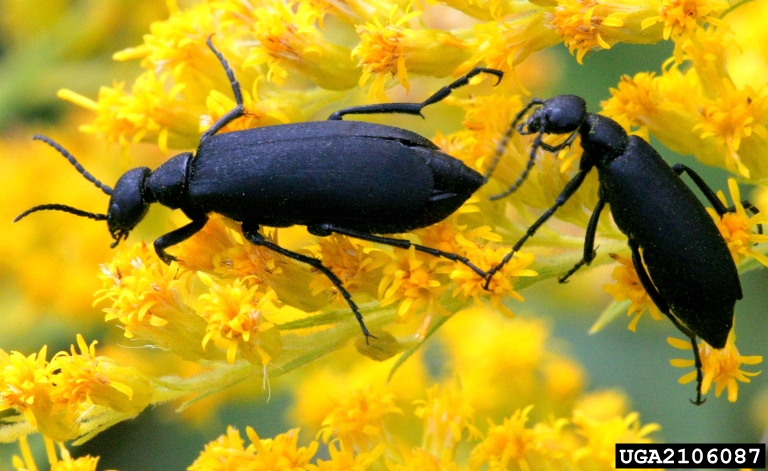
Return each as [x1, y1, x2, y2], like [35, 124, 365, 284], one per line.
[308, 223, 488, 279]
[242, 222, 375, 341]
[628, 239, 706, 405]
[327, 67, 503, 121]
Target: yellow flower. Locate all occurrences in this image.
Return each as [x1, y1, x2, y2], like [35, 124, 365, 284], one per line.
[243, 1, 359, 89]
[641, 0, 729, 42]
[549, 0, 638, 64]
[95, 243, 212, 361]
[188, 426, 319, 471]
[451, 246, 537, 318]
[318, 387, 402, 451]
[468, 406, 568, 470]
[13, 435, 113, 471]
[353, 4, 469, 98]
[572, 410, 660, 467]
[414, 381, 480, 461]
[198, 272, 284, 365]
[669, 328, 762, 402]
[58, 70, 199, 153]
[378, 247, 451, 327]
[602, 253, 664, 331]
[707, 179, 768, 266]
[51, 335, 152, 416]
[306, 234, 389, 304]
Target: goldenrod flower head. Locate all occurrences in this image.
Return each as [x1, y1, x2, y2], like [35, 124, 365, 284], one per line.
[413, 381, 480, 460]
[463, 12, 560, 75]
[58, 70, 198, 153]
[468, 406, 566, 470]
[600, 72, 658, 139]
[0, 346, 54, 428]
[549, 0, 636, 64]
[187, 425, 256, 470]
[693, 82, 768, 177]
[452, 247, 537, 318]
[198, 272, 283, 366]
[307, 234, 389, 303]
[244, 1, 359, 90]
[188, 426, 319, 471]
[50, 335, 152, 416]
[572, 410, 660, 467]
[602, 253, 664, 331]
[669, 329, 762, 402]
[707, 179, 768, 266]
[308, 440, 384, 471]
[640, 0, 728, 43]
[13, 435, 112, 471]
[318, 387, 402, 451]
[379, 247, 450, 325]
[353, 4, 469, 98]
[97, 243, 188, 335]
[95, 242, 215, 361]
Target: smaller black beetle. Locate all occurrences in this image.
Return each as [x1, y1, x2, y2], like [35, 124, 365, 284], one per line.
[483, 95, 760, 404]
[15, 38, 503, 340]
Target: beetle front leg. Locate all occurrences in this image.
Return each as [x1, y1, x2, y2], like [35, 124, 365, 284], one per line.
[307, 223, 488, 279]
[559, 197, 605, 283]
[327, 67, 503, 120]
[242, 222, 375, 342]
[484, 168, 591, 289]
[154, 214, 209, 264]
[628, 239, 706, 406]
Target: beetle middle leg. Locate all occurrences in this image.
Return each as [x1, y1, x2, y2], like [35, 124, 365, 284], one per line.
[485, 167, 592, 289]
[559, 197, 606, 283]
[241, 222, 374, 340]
[628, 238, 706, 405]
[327, 67, 503, 121]
[307, 223, 488, 278]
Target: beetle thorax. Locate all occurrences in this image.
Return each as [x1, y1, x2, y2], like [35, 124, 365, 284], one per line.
[145, 152, 192, 210]
[580, 114, 629, 166]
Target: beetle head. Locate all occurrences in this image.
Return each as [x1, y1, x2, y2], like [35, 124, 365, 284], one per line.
[525, 95, 587, 135]
[107, 167, 153, 247]
[14, 136, 155, 251]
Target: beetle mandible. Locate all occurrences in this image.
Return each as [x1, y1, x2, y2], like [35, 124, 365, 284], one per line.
[483, 95, 760, 404]
[15, 38, 503, 341]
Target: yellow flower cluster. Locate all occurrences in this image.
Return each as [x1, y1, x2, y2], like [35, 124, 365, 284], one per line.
[2, 0, 768, 463]
[0, 335, 151, 442]
[186, 384, 658, 471]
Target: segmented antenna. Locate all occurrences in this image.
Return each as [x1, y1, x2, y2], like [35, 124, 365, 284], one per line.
[14, 204, 107, 223]
[33, 135, 113, 195]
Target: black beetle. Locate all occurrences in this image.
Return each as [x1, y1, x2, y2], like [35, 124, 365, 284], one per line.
[483, 95, 758, 404]
[15, 38, 503, 340]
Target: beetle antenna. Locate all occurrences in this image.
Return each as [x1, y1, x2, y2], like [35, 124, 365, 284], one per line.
[33, 135, 113, 196]
[483, 99, 544, 182]
[489, 133, 543, 201]
[14, 204, 108, 223]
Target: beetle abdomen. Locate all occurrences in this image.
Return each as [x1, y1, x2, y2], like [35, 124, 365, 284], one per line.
[599, 136, 739, 348]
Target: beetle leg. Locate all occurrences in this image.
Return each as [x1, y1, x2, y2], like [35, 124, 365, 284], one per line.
[484, 168, 592, 289]
[308, 223, 488, 279]
[327, 67, 503, 121]
[154, 214, 209, 264]
[628, 239, 706, 405]
[559, 197, 605, 283]
[242, 222, 375, 342]
[200, 37, 245, 141]
[671, 164, 729, 215]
